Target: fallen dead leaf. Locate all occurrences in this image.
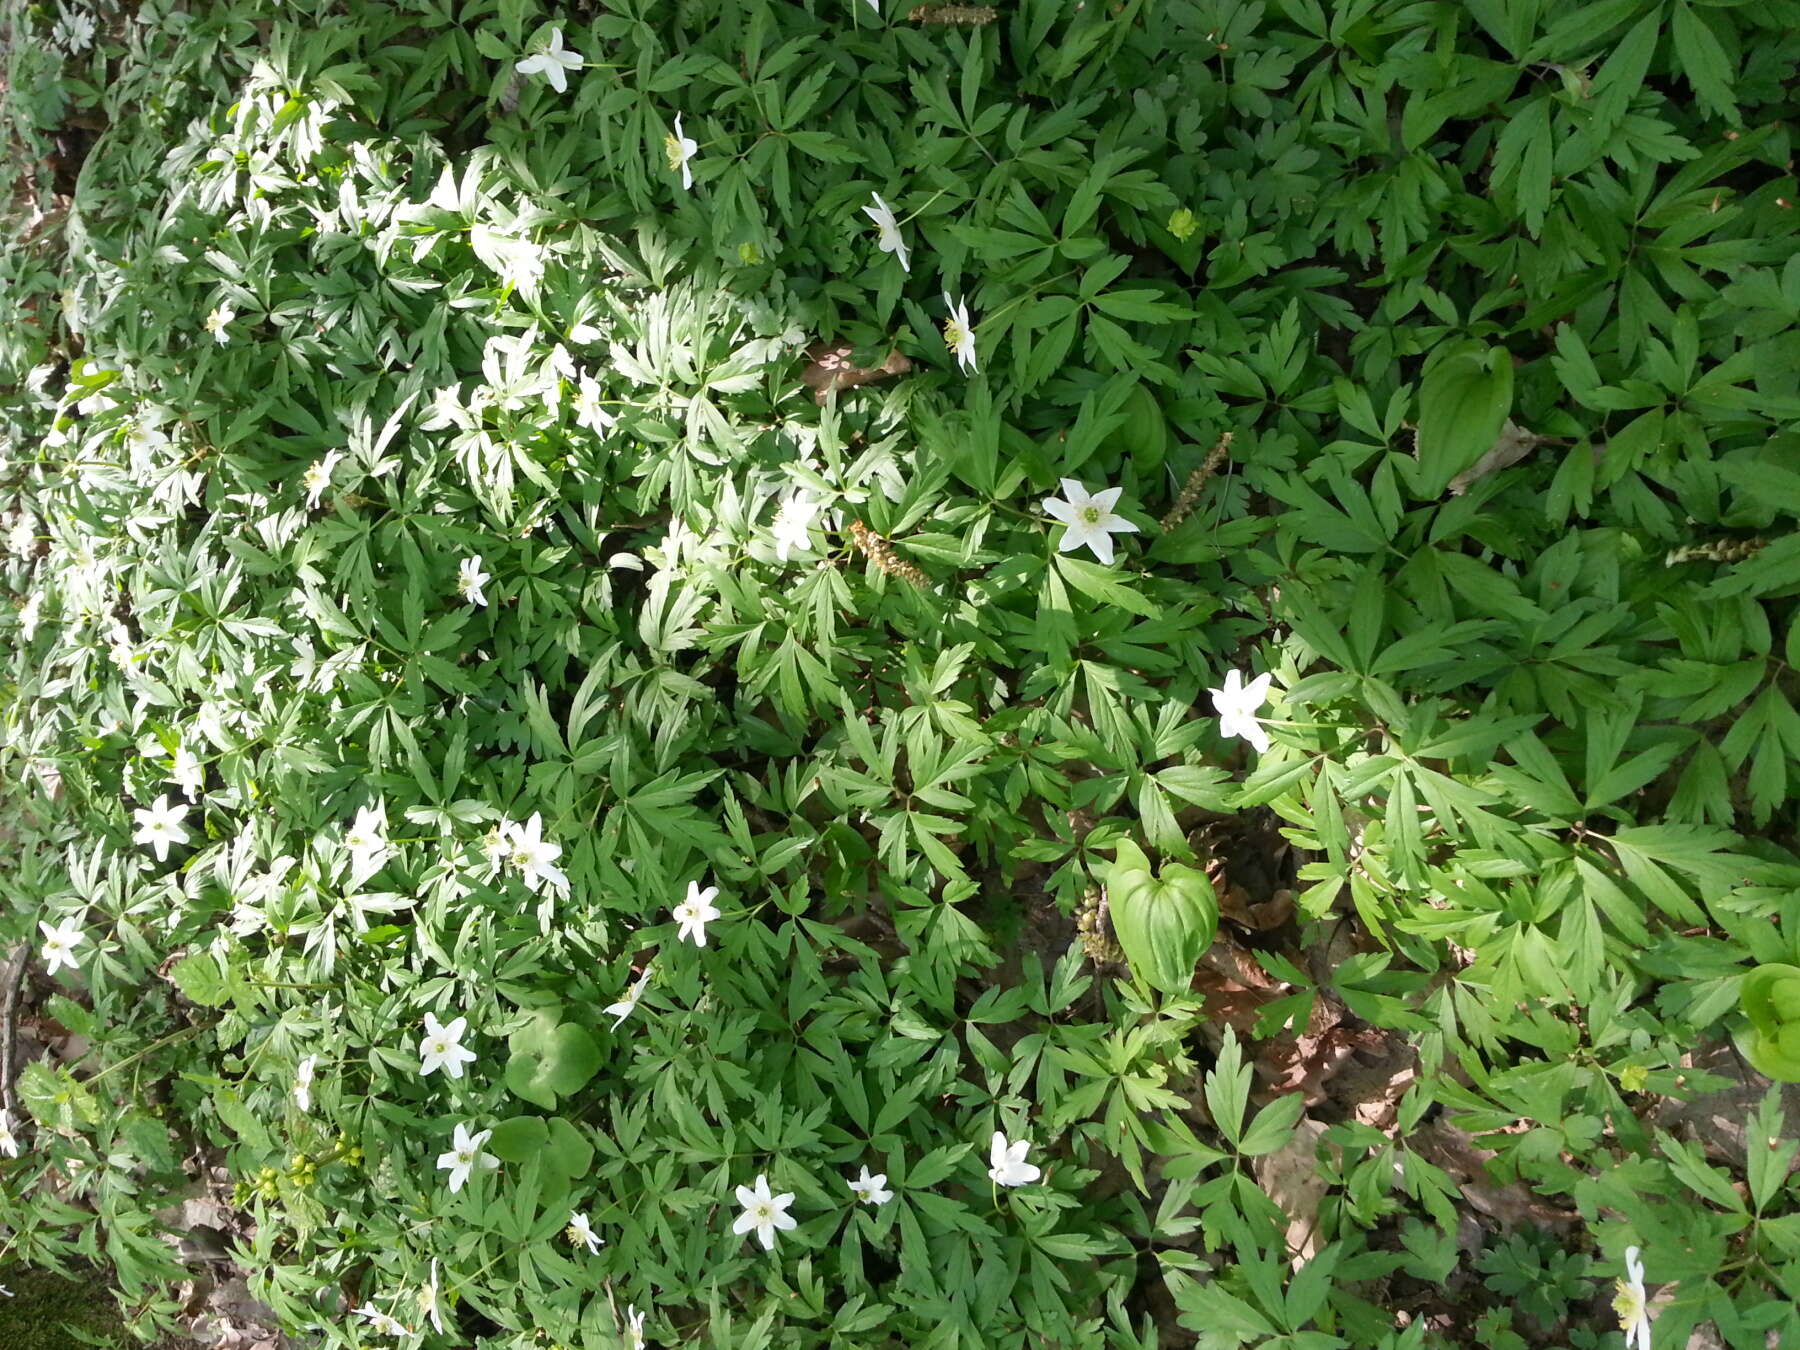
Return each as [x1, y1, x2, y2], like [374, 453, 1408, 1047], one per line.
[1253, 1117, 1333, 1264]
[800, 343, 912, 403]
[1446, 420, 1547, 496]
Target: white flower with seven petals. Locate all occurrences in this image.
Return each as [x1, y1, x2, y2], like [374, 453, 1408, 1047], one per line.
[517, 28, 582, 94]
[1041, 479, 1139, 565]
[1208, 668, 1274, 755]
[418, 1013, 478, 1080]
[988, 1131, 1041, 1187]
[39, 917, 86, 978]
[503, 813, 568, 895]
[862, 192, 910, 273]
[672, 880, 721, 946]
[604, 967, 654, 1028]
[732, 1173, 798, 1250]
[942, 293, 977, 374]
[665, 114, 699, 190]
[457, 556, 491, 608]
[132, 794, 190, 861]
[437, 1123, 498, 1193]
[1614, 1246, 1652, 1350]
[847, 1166, 893, 1206]
[294, 1055, 317, 1113]
[567, 1211, 604, 1254]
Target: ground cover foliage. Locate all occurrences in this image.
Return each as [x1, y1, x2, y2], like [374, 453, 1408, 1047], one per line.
[3, 0, 1800, 1346]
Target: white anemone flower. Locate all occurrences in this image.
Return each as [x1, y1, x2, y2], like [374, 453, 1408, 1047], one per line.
[847, 1165, 893, 1206]
[303, 449, 343, 509]
[418, 1013, 478, 1080]
[1208, 668, 1274, 755]
[625, 1305, 647, 1350]
[942, 293, 977, 374]
[665, 113, 699, 190]
[204, 305, 234, 345]
[671, 880, 722, 946]
[343, 803, 390, 883]
[572, 372, 617, 434]
[769, 492, 821, 563]
[0, 1108, 23, 1158]
[567, 1211, 604, 1254]
[1041, 479, 1139, 564]
[436, 1123, 498, 1193]
[503, 813, 567, 895]
[731, 1173, 798, 1250]
[861, 192, 910, 272]
[457, 556, 491, 608]
[1614, 1246, 1652, 1350]
[353, 1304, 409, 1337]
[293, 1054, 318, 1112]
[132, 794, 190, 861]
[39, 916, 86, 977]
[603, 967, 654, 1028]
[516, 27, 582, 93]
[987, 1131, 1041, 1187]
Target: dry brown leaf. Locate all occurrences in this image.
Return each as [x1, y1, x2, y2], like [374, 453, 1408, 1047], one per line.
[1446, 420, 1544, 496]
[1252, 1118, 1333, 1265]
[800, 343, 912, 403]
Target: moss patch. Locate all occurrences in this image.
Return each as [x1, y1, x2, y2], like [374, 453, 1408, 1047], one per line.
[0, 1266, 127, 1350]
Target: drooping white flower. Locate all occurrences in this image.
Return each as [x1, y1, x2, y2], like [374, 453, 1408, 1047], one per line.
[942, 293, 977, 374]
[18, 592, 42, 641]
[169, 745, 204, 801]
[343, 803, 391, 883]
[847, 1166, 893, 1206]
[732, 1173, 798, 1250]
[987, 1131, 1041, 1187]
[303, 449, 344, 509]
[567, 1211, 604, 1254]
[625, 1305, 647, 1350]
[665, 113, 699, 191]
[1042, 479, 1139, 565]
[1207, 668, 1274, 755]
[503, 813, 567, 895]
[132, 795, 190, 862]
[0, 1108, 21, 1158]
[603, 967, 654, 1028]
[437, 1123, 498, 1193]
[294, 1054, 318, 1112]
[1614, 1246, 1652, 1350]
[419, 1259, 447, 1335]
[672, 880, 721, 947]
[204, 305, 234, 345]
[769, 492, 821, 563]
[353, 1304, 409, 1337]
[457, 556, 491, 608]
[517, 27, 582, 93]
[861, 192, 910, 273]
[571, 372, 618, 435]
[418, 1013, 478, 1080]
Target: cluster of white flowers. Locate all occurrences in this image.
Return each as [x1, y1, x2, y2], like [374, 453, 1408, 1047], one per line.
[730, 1129, 1041, 1254]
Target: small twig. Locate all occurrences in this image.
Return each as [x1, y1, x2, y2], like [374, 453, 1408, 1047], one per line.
[1, 941, 30, 1120]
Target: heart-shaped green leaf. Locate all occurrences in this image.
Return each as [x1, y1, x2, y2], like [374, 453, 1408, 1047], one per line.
[504, 1008, 601, 1109]
[1106, 840, 1219, 995]
[487, 1115, 550, 1163]
[1739, 964, 1800, 1082]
